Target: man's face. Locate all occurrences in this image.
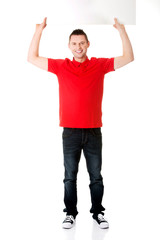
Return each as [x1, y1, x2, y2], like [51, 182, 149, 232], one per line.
[68, 35, 90, 60]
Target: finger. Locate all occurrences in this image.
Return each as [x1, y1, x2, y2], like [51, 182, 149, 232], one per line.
[43, 17, 47, 24]
[42, 17, 46, 25]
[114, 17, 118, 23]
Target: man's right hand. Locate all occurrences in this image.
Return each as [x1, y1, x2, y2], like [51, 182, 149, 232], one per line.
[36, 17, 47, 32]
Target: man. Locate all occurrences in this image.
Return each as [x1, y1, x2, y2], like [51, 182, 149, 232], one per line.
[27, 17, 134, 229]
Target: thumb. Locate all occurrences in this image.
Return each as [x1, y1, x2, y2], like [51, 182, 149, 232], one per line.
[44, 17, 47, 24]
[114, 17, 118, 23]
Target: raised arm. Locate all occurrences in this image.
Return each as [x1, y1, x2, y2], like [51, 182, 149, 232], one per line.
[27, 17, 48, 70]
[113, 18, 134, 70]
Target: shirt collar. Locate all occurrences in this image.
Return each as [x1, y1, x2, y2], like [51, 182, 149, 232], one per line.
[72, 56, 89, 67]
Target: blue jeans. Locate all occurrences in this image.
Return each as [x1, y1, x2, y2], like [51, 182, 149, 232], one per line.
[62, 127, 105, 218]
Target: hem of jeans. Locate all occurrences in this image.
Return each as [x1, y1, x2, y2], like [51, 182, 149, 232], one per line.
[63, 208, 78, 218]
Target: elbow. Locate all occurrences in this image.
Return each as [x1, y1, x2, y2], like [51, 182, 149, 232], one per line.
[124, 52, 134, 64]
[27, 54, 38, 63]
[27, 55, 32, 63]
[128, 54, 134, 63]
[27, 56, 37, 64]
[130, 51, 134, 62]
[131, 54, 134, 62]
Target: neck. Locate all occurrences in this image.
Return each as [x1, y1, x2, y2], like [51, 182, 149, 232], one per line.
[74, 55, 87, 63]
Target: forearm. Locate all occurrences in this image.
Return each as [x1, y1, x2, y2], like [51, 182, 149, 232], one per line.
[119, 28, 134, 61]
[27, 28, 43, 61]
[113, 18, 134, 69]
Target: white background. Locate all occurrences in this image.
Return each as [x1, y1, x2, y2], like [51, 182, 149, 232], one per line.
[0, 0, 160, 240]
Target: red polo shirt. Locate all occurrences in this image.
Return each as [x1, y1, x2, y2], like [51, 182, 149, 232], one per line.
[48, 56, 115, 128]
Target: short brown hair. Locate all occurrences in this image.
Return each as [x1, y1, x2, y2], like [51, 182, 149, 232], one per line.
[69, 29, 89, 43]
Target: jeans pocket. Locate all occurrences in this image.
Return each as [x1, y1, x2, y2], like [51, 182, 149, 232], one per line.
[90, 128, 102, 137]
[62, 128, 74, 138]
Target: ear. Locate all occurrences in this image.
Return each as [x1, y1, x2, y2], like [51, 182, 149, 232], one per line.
[87, 41, 90, 48]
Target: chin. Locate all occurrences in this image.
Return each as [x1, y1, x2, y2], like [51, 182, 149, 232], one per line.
[75, 54, 85, 58]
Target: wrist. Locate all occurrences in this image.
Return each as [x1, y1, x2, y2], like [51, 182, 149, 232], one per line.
[35, 26, 43, 34]
[119, 27, 126, 36]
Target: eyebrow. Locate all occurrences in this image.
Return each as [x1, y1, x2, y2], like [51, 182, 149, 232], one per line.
[72, 41, 85, 44]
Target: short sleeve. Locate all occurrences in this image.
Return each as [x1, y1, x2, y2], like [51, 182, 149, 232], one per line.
[99, 58, 115, 74]
[48, 58, 65, 75]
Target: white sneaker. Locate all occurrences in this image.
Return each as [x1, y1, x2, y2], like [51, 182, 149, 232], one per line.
[62, 215, 75, 229]
[94, 213, 109, 229]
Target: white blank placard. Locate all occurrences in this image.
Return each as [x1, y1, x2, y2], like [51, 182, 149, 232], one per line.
[48, 0, 136, 25]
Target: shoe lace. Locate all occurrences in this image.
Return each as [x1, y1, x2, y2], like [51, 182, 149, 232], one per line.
[65, 215, 74, 222]
[98, 214, 106, 222]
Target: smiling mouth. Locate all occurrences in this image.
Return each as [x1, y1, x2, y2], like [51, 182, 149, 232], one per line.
[75, 50, 83, 54]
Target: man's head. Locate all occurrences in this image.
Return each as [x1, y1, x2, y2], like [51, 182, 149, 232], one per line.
[68, 29, 90, 62]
